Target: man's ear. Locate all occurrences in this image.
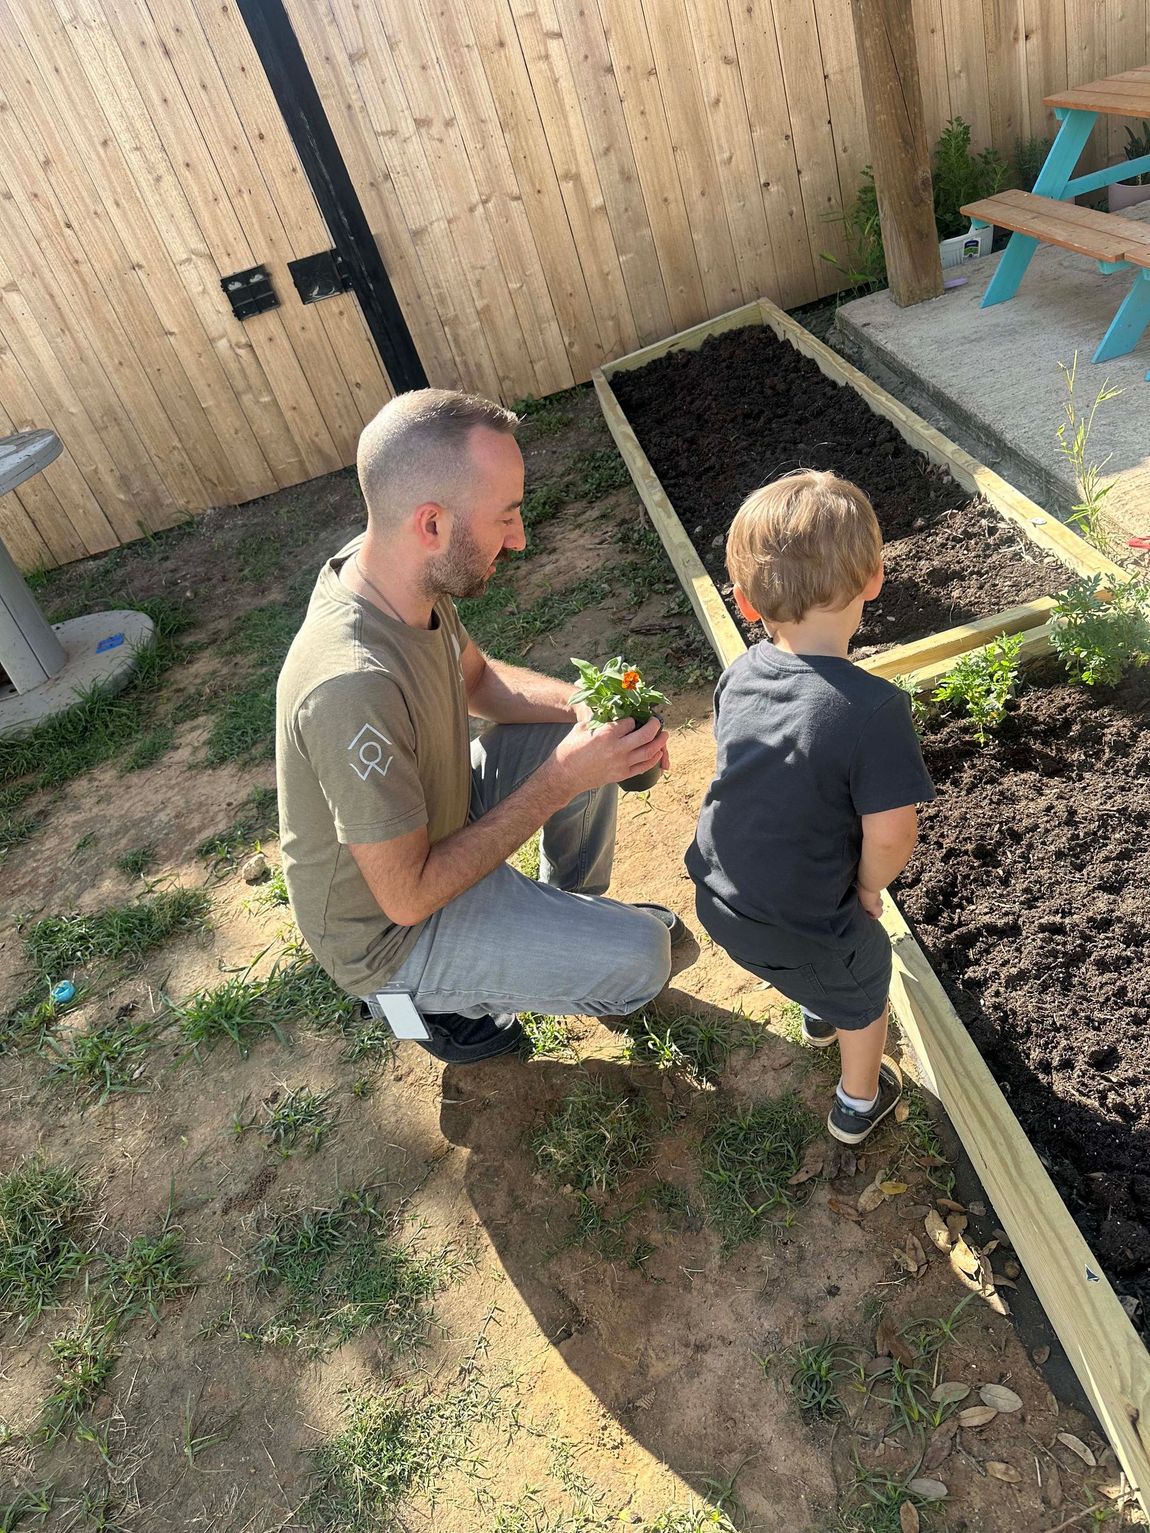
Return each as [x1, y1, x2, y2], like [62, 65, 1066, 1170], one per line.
[732, 585, 762, 624]
[413, 501, 447, 550]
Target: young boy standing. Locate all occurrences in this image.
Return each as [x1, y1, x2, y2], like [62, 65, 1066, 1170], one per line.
[686, 470, 935, 1145]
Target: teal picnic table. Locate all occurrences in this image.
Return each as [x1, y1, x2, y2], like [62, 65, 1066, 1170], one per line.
[962, 66, 1150, 379]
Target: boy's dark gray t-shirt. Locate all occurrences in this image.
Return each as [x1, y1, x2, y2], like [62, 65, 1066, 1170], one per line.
[686, 642, 936, 946]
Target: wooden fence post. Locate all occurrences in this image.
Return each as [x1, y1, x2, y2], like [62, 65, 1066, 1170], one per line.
[850, 0, 943, 305]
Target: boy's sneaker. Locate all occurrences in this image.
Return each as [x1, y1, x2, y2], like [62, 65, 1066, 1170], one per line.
[827, 1057, 903, 1145]
[800, 1009, 837, 1048]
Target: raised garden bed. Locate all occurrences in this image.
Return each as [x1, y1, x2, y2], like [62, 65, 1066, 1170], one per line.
[593, 298, 1150, 1515]
[897, 663, 1150, 1334]
[611, 324, 1068, 656]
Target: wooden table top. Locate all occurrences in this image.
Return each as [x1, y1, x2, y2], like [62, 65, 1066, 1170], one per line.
[1046, 65, 1150, 117]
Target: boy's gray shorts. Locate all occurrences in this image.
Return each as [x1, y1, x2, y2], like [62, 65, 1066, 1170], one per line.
[694, 886, 891, 1030]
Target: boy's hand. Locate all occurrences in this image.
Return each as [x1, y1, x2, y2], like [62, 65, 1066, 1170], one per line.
[857, 884, 884, 919]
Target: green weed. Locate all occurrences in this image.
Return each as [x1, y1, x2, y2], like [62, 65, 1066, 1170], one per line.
[648, 1511, 738, 1533]
[113, 846, 156, 879]
[21, 889, 211, 988]
[101, 1217, 193, 1323]
[1056, 352, 1122, 549]
[788, 1337, 861, 1421]
[251, 1190, 447, 1354]
[1051, 575, 1150, 686]
[173, 951, 353, 1059]
[520, 1012, 577, 1059]
[511, 831, 541, 881]
[44, 1015, 157, 1105]
[826, 1467, 935, 1533]
[0, 1486, 54, 1530]
[178, 1393, 233, 1466]
[932, 633, 1023, 744]
[122, 725, 175, 774]
[459, 571, 612, 669]
[700, 1093, 820, 1248]
[565, 448, 630, 502]
[172, 974, 286, 1059]
[39, 1318, 119, 1440]
[622, 1008, 763, 1084]
[532, 1080, 653, 1192]
[256, 864, 290, 908]
[0, 1161, 91, 1328]
[260, 1086, 337, 1156]
[195, 786, 279, 864]
[203, 594, 306, 765]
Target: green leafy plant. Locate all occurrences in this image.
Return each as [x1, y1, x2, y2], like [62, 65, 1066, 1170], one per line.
[1051, 576, 1150, 686]
[1015, 134, 1053, 191]
[569, 657, 667, 725]
[932, 633, 1023, 743]
[1056, 351, 1122, 549]
[891, 672, 928, 730]
[821, 166, 886, 293]
[1120, 120, 1150, 186]
[933, 116, 1009, 239]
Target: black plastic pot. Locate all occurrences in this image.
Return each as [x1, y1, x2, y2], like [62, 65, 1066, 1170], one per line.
[618, 712, 664, 794]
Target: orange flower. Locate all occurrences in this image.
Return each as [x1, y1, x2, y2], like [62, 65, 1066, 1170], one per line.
[621, 669, 641, 690]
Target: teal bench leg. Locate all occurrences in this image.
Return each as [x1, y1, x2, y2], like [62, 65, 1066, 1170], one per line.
[981, 107, 1097, 310]
[1093, 270, 1150, 367]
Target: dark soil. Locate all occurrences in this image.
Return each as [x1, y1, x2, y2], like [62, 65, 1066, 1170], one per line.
[896, 663, 1150, 1332]
[610, 324, 1070, 654]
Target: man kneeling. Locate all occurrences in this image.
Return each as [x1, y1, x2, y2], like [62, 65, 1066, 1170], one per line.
[275, 389, 682, 1064]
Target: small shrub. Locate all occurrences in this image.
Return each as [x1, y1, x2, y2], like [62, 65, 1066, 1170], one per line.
[931, 633, 1023, 744]
[1051, 576, 1150, 686]
[933, 116, 1009, 239]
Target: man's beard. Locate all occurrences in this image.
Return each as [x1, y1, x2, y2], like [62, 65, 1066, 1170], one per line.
[425, 518, 497, 600]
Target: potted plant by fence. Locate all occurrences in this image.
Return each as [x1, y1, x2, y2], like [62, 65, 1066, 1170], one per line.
[569, 657, 667, 793]
[1108, 121, 1150, 212]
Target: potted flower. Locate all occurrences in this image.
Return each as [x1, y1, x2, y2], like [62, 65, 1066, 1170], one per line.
[1108, 121, 1150, 212]
[569, 657, 667, 793]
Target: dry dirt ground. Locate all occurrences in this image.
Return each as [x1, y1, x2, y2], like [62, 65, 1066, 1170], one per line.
[0, 390, 1136, 1532]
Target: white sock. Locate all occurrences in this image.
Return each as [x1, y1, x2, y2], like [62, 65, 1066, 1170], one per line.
[837, 1082, 878, 1113]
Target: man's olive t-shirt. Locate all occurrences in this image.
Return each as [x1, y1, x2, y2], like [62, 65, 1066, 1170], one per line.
[686, 641, 936, 946]
[275, 535, 471, 995]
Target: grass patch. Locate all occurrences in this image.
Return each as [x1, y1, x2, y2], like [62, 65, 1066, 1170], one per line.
[825, 1469, 937, 1533]
[255, 864, 289, 908]
[570, 1193, 654, 1270]
[250, 1189, 448, 1355]
[787, 1336, 861, 1421]
[21, 889, 211, 988]
[122, 724, 175, 774]
[172, 952, 356, 1059]
[203, 592, 307, 766]
[258, 1086, 338, 1157]
[44, 1014, 158, 1105]
[100, 1216, 193, 1324]
[700, 1093, 820, 1248]
[532, 1079, 653, 1192]
[113, 845, 156, 879]
[0, 1161, 91, 1329]
[622, 1008, 763, 1083]
[195, 786, 278, 865]
[39, 1318, 119, 1441]
[520, 1012, 577, 1060]
[565, 447, 630, 501]
[306, 1374, 504, 1531]
[458, 571, 612, 669]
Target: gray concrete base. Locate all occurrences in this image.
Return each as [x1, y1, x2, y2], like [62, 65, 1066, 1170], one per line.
[0, 610, 155, 739]
[836, 207, 1150, 545]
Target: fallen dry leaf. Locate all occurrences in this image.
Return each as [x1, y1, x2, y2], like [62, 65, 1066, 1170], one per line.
[1043, 1462, 1064, 1509]
[893, 1246, 920, 1275]
[898, 1503, 919, 1533]
[925, 1209, 952, 1251]
[992, 1274, 1018, 1291]
[957, 1405, 998, 1429]
[981, 1238, 999, 1256]
[949, 1236, 981, 1278]
[904, 1233, 927, 1273]
[946, 1213, 970, 1245]
[991, 1227, 1012, 1247]
[968, 1200, 987, 1216]
[986, 1461, 1022, 1484]
[1031, 1345, 1050, 1366]
[922, 1419, 958, 1471]
[875, 1314, 916, 1368]
[931, 1381, 971, 1406]
[880, 1180, 908, 1196]
[828, 1195, 863, 1223]
[858, 1178, 888, 1215]
[937, 1197, 966, 1214]
[907, 1477, 948, 1502]
[979, 1383, 1023, 1413]
[1056, 1431, 1096, 1466]
[788, 1142, 825, 1187]
[894, 1098, 911, 1124]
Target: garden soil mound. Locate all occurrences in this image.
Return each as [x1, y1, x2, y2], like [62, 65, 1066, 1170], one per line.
[897, 663, 1150, 1332]
[610, 324, 1070, 653]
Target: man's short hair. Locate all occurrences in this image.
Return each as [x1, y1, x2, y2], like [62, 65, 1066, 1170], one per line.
[726, 469, 882, 625]
[357, 389, 519, 526]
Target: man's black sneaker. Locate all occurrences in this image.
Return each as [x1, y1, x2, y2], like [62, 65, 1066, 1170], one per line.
[800, 1010, 838, 1048]
[631, 903, 689, 948]
[418, 1011, 523, 1065]
[827, 1057, 903, 1145]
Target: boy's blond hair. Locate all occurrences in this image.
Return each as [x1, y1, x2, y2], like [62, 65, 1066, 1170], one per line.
[726, 469, 882, 625]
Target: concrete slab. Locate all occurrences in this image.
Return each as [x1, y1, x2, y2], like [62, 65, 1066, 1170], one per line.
[0, 610, 155, 739]
[836, 207, 1150, 546]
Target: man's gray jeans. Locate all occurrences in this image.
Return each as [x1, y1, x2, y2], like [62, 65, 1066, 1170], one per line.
[364, 722, 672, 1021]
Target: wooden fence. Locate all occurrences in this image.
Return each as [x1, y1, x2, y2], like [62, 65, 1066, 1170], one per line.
[1, 0, 1147, 569]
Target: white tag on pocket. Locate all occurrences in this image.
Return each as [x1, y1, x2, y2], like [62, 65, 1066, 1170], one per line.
[373, 991, 431, 1040]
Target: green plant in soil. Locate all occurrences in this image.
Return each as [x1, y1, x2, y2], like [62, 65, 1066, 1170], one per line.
[519, 1011, 578, 1059]
[931, 632, 1023, 744]
[700, 1093, 820, 1248]
[259, 1085, 338, 1156]
[932, 116, 1009, 239]
[788, 1336, 862, 1421]
[0, 1161, 91, 1329]
[19, 889, 212, 991]
[250, 1189, 447, 1355]
[532, 1079, 653, 1192]
[458, 570, 612, 669]
[113, 845, 157, 879]
[648, 1511, 738, 1533]
[195, 785, 279, 864]
[564, 447, 631, 501]
[0, 1485, 54, 1529]
[1051, 575, 1150, 686]
[100, 1215, 193, 1324]
[1120, 119, 1150, 186]
[172, 951, 355, 1059]
[890, 671, 928, 730]
[1056, 351, 1122, 549]
[822, 165, 886, 294]
[826, 1467, 936, 1533]
[203, 590, 310, 766]
[39, 1318, 119, 1441]
[44, 1014, 158, 1105]
[1014, 133, 1053, 191]
[622, 1007, 763, 1084]
[569, 657, 667, 724]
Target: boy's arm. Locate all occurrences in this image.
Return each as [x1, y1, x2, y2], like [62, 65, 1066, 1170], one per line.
[857, 805, 919, 917]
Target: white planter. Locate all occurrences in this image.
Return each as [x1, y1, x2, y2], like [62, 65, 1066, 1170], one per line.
[939, 222, 993, 269]
[1108, 178, 1150, 212]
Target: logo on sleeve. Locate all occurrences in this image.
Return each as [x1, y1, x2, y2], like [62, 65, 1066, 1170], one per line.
[348, 723, 393, 780]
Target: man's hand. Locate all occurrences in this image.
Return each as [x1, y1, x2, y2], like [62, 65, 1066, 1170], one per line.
[857, 884, 884, 919]
[551, 716, 667, 795]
